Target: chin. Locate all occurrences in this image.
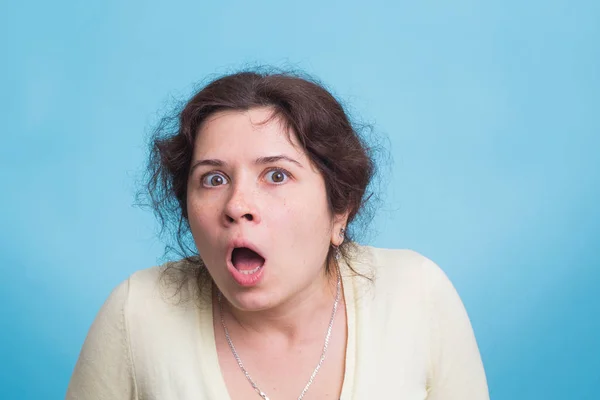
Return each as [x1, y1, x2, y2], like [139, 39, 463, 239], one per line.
[220, 288, 269, 311]
[227, 289, 275, 312]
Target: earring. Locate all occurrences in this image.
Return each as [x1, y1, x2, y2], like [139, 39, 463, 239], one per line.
[339, 227, 345, 238]
[334, 246, 341, 261]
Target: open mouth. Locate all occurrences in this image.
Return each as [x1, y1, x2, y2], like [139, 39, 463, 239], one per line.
[231, 247, 265, 275]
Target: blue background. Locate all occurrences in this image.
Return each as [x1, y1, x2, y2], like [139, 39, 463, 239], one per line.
[1, 1, 599, 399]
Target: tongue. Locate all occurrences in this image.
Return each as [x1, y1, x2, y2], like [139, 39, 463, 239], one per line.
[232, 247, 265, 271]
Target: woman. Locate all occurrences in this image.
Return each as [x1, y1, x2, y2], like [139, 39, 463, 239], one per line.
[66, 70, 489, 399]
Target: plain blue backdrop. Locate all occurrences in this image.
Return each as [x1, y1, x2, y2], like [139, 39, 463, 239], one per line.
[1, 1, 599, 399]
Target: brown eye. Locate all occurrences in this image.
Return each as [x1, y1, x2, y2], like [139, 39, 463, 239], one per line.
[202, 173, 228, 187]
[266, 169, 289, 184]
[272, 171, 284, 182]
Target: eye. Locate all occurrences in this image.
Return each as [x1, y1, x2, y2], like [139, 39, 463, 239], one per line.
[202, 172, 229, 187]
[265, 169, 290, 184]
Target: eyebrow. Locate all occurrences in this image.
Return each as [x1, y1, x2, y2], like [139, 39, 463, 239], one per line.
[189, 155, 304, 174]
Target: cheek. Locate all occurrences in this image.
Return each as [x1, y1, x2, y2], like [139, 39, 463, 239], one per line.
[187, 199, 221, 243]
[272, 186, 332, 243]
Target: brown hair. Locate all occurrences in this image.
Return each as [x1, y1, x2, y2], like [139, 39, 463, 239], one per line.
[143, 68, 379, 293]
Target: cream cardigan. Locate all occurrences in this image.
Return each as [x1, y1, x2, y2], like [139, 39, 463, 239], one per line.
[66, 246, 489, 399]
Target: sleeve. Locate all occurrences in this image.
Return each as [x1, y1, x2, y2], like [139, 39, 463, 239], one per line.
[424, 259, 490, 400]
[66, 278, 139, 400]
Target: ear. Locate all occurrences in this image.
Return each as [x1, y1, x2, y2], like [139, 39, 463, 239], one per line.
[330, 211, 350, 247]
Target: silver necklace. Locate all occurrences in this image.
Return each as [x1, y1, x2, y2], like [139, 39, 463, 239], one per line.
[217, 271, 342, 400]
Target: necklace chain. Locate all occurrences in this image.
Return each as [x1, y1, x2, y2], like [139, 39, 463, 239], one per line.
[217, 271, 342, 400]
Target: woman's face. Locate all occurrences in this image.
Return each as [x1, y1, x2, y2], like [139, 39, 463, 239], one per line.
[187, 107, 347, 311]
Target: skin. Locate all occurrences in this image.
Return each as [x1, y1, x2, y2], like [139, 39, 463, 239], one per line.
[186, 107, 348, 398]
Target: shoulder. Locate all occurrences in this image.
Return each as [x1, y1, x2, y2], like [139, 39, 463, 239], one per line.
[346, 244, 457, 309]
[105, 260, 207, 323]
[350, 244, 447, 286]
[109, 261, 208, 347]
[71, 261, 210, 396]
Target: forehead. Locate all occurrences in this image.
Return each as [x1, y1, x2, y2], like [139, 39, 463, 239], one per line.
[194, 107, 303, 157]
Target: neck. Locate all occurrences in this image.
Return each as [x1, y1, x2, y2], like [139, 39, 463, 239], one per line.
[218, 268, 341, 344]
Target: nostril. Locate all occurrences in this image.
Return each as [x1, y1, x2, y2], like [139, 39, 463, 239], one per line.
[225, 213, 253, 223]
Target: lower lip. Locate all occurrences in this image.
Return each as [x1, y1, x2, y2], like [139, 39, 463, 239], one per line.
[227, 261, 265, 287]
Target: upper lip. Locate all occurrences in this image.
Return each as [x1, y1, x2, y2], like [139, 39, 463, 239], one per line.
[226, 238, 266, 263]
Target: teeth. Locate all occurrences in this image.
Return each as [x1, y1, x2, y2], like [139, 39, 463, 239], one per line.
[238, 265, 262, 275]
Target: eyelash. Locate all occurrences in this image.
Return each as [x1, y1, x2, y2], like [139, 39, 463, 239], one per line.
[265, 168, 291, 184]
[200, 168, 293, 188]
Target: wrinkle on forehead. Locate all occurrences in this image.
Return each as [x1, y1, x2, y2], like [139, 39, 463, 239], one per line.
[196, 106, 319, 172]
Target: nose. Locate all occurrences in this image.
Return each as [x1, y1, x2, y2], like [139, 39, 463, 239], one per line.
[223, 182, 260, 225]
